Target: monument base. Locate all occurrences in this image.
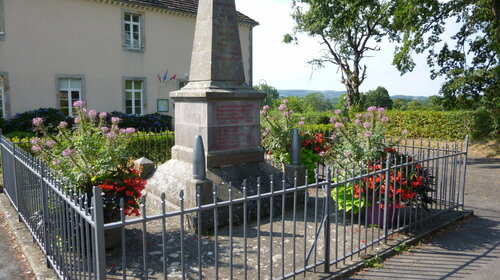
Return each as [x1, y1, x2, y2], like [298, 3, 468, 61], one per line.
[146, 159, 306, 232]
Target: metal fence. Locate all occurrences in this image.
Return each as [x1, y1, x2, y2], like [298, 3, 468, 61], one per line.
[0, 134, 468, 279]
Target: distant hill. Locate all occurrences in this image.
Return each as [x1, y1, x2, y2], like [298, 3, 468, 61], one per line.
[278, 90, 430, 101]
[278, 89, 345, 99]
[390, 95, 429, 100]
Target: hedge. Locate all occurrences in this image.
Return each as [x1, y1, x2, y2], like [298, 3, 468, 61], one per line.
[295, 110, 499, 140]
[8, 130, 175, 165]
[1, 108, 173, 136]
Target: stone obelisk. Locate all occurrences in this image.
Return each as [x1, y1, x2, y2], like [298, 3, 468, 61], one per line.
[170, 0, 266, 168]
[146, 0, 278, 215]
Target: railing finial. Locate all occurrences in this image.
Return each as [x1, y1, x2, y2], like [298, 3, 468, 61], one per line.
[291, 129, 301, 165]
[193, 135, 206, 180]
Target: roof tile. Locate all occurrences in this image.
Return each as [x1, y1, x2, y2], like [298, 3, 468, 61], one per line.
[120, 0, 258, 25]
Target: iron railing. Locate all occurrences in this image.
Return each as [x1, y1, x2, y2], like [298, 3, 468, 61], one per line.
[0, 134, 468, 279]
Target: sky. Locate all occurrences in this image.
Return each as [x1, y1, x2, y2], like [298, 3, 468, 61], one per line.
[234, 0, 450, 97]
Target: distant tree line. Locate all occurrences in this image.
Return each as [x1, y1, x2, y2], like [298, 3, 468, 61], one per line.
[255, 83, 487, 113]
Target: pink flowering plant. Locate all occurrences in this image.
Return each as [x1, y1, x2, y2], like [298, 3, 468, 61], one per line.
[260, 99, 297, 165]
[325, 106, 400, 169]
[30, 101, 138, 195]
[260, 100, 325, 179]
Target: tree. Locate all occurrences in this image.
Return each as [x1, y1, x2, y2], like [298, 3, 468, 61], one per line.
[392, 98, 409, 110]
[303, 92, 334, 111]
[364, 86, 393, 109]
[393, 0, 500, 109]
[284, 0, 396, 110]
[255, 83, 280, 107]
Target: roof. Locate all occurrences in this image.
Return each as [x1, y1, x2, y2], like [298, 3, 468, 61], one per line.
[118, 0, 259, 26]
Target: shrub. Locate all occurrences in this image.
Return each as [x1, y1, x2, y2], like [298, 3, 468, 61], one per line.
[3, 108, 69, 134]
[1, 107, 173, 135]
[384, 110, 496, 140]
[108, 112, 172, 131]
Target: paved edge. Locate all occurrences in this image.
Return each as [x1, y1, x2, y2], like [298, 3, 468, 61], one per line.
[329, 209, 474, 280]
[0, 194, 58, 280]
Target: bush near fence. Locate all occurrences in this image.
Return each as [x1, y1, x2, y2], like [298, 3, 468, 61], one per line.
[297, 109, 499, 140]
[0, 107, 173, 137]
[7, 130, 175, 166]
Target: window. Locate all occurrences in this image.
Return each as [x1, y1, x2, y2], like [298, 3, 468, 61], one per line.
[0, 75, 5, 118]
[59, 78, 82, 116]
[122, 10, 144, 50]
[125, 80, 143, 114]
[178, 80, 188, 89]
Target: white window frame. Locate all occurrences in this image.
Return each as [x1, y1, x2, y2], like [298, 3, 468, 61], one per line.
[122, 9, 145, 51]
[58, 78, 82, 116]
[125, 80, 144, 115]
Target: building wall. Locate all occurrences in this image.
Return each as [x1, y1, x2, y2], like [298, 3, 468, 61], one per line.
[0, 0, 253, 117]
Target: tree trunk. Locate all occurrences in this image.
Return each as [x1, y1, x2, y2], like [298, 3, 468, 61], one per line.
[343, 79, 361, 110]
[493, 0, 500, 45]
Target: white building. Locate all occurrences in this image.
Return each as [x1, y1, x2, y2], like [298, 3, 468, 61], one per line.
[0, 0, 257, 118]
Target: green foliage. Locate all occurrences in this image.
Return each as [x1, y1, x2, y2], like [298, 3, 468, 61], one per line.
[364, 255, 383, 269]
[1, 107, 172, 135]
[107, 112, 172, 131]
[255, 83, 280, 107]
[384, 110, 497, 140]
[394, 242, 413, 254]
[332, 183, 365, 214]
[302, 92, 334, 111]
[125, 131, 174, 164]
[393, 0, 500, 109]
[297, 110, 498, 141]
[3, 108, 69, 135]
[295, 112, 331, 125]
[365, 87, 393, 109]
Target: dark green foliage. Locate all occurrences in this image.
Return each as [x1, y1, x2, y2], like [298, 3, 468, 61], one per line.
[108, 112, 172, 131]
[2, 108, 69, 135]
[365, 87, 393, 109]
[255, 84, 280, 107]
[0, 108, 173, 135]
[393, 0, 500, 109]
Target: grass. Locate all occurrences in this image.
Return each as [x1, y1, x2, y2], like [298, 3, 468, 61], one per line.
[394, 242, 414, 254]
[364, 255, 383, 269]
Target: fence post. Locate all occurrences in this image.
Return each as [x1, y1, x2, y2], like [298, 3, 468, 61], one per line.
[383, 154, 391, 243]
[461, 135, 469, 210]
[12, 144, 21, 221]
[324, 167, 332, 273]
[92, 187, 106, 279]
[39, 161, 51, 268]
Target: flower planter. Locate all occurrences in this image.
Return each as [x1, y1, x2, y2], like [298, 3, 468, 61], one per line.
[365, 202, 399, 228]
[104, 212, 122, 249]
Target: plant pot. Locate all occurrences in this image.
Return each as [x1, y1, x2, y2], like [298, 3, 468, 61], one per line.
[365, 202, 399, 229]
[104, 213, 122, 249]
